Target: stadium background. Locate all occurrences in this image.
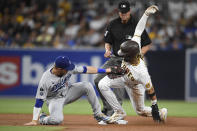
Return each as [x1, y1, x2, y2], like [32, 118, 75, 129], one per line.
[1, 0, 197, 100]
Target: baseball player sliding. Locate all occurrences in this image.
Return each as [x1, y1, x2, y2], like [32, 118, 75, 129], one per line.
[99, 5, 167, 123]
[24, 56, 125, 126]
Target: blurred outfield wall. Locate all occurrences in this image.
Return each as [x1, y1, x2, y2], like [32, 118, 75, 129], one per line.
[0, 48, 197, 101]
[185, 49, 197, 101]
[0, 48, 106, 96]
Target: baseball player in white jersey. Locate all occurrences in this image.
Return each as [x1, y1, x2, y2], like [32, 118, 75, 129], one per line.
[24, 56, 126, 126]
[98, 5, 167, 123]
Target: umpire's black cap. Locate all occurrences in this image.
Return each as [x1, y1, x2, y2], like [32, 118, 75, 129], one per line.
[118, 1, 130, 14]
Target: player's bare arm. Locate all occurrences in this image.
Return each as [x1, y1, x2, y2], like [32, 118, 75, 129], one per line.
[24, 99, 44, 126]
[83, 66, 126, 76]
[104, 43, 111, 58]
[85, 66, 110, 74]
[24, 120, 38, 126]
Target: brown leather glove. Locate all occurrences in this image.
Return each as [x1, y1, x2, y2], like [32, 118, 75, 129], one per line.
[108, 66, 127, 79]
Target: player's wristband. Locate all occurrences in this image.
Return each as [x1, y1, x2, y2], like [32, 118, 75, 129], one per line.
[33, 107, 41, 121]
[151, 99, 157, 105]
[35, 99, 44, 108]
[83, 66, 87, 73]
[98, 68, 106, 73]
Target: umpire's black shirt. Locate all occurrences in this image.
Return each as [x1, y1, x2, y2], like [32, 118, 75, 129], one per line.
[104, 15, 151, 57]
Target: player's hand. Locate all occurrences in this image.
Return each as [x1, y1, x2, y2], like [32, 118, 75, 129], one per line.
[110, 66, 126, 75]
[107, 66, 127, 79]
[24, 120, 38, 126]
[145, 5, 159, 16]
[151, 104, 161, 123]
[104, 50, 111, 58]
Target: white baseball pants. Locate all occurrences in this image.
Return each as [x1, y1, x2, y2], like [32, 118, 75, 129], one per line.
[98, 76, 152, 116]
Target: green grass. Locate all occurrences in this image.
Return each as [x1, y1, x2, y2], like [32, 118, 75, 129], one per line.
[0, 98, 197, 131]
[0, 126, 64, 131]
[0, 98, 197, 117]
[123, 100, 197, 117]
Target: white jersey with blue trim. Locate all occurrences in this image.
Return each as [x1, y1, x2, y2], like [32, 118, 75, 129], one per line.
[35, 65, 84, 100]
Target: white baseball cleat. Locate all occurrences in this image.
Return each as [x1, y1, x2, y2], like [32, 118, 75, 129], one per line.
[160, 108, 168, 122]
[108, 111, 126, 124]
[98, 120, 107, 125]
[115, 119, 128, 125]
[98, 119, 128, 125]
[95, 113, 110, 125]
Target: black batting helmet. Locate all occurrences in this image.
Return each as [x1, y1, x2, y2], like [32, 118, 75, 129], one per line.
[118, 40, 140, 62]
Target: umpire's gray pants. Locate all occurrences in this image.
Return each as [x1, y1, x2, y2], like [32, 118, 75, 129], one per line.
[41, 82, 102, 125]
[94, 56, 125, 116]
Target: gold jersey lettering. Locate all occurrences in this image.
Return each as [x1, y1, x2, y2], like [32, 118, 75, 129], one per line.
[122, 61, 135, 81]
[128, 72, 135, 81]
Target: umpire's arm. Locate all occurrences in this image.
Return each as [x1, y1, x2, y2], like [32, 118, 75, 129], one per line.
[104, 43, 112, 58]
[140, 28, 152, 55]
[141, 44, 151, 55]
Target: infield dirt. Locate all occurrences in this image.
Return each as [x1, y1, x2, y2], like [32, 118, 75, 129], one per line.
[0, 114, 197, 131]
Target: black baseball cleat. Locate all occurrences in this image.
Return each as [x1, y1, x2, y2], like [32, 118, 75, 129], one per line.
[94, 113, 110, 125]
[101, 108, 107, 115]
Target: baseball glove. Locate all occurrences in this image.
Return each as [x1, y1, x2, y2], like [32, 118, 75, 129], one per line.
[108, 66, 127, 79]
[151, 104, 161, 122]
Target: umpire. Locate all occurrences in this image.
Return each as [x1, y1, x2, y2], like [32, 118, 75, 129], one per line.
[94, 0, 152, 116]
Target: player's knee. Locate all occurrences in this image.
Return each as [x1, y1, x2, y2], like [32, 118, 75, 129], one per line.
[98, 80, 104, 90]
[134, 106, 143, 115]
[136, 110, 143, 116]
[58, 116, 64, 124]
[55, 118, 63, 125]
[81, 81, 94, 91]
[49, 116, 63, 125]
[98, 79, 108, 91]
[82, 81, 92, 88]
